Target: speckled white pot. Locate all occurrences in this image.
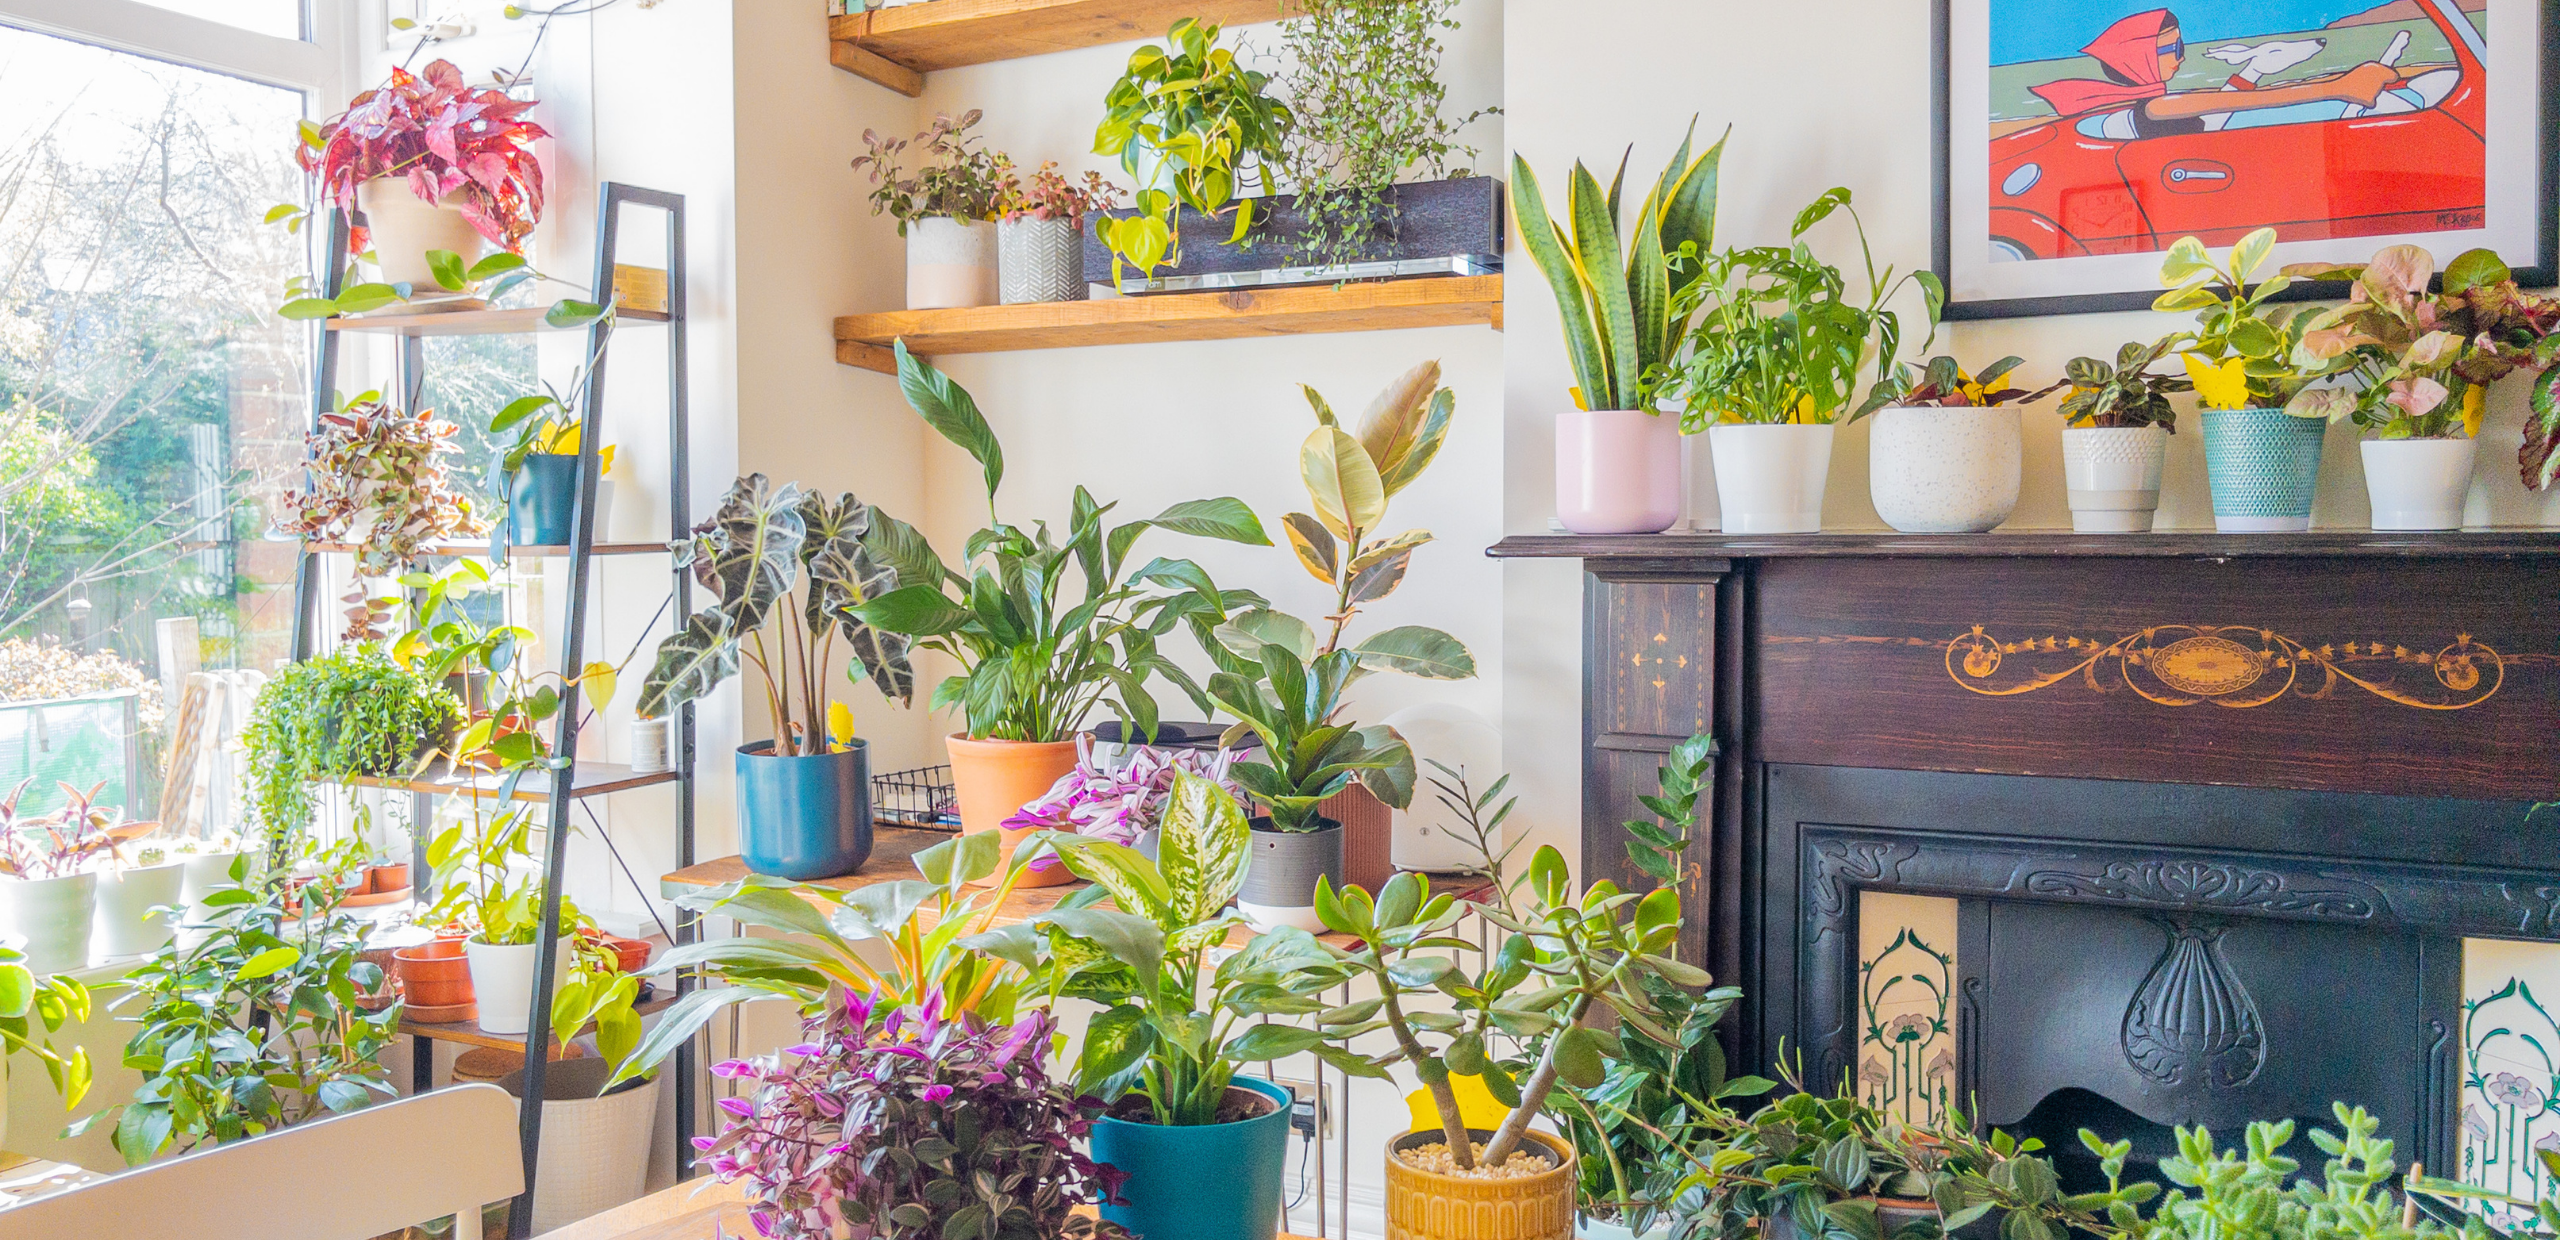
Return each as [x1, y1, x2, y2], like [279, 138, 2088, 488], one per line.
[906, 216, 997, 309]
[2062, 425, 2170, 533]
[1868, 406, 2021, 533]
[2361, 437, 2476, 531]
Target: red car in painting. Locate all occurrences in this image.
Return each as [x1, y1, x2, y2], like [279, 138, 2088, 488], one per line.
[1986, 0, 2486, 260]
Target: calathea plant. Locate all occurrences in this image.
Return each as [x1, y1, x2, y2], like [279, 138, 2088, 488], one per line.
[2060, 337, 2191, 432]
[1206, 361, 1472, 832]
[849, 345, 1270, 742]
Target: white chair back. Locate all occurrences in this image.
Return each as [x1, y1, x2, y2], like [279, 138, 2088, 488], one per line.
[0, 1084, 522, 1240]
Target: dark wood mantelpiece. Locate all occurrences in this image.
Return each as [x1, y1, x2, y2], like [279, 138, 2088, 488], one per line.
[1492, 528, 2560, 560]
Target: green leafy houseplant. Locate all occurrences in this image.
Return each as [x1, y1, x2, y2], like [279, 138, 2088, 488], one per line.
[2286, 245, 2560, 456]
[1511, 123, 1723, 413]
[850, 109, 1013, 234]
[1659, 188, 1942, 428]
[1857, 356, 2066, 418]
[848, 345, 1271, 742]
[1274, 0, 1493, 272]
[242, 644, 464, 863]
[2060, 338, 2192, 432]
[389, 559, 618, 777]
[1206, 361, 1471, 833]
[70, 862, 399, 1165]
[271, 394, 490, 641]
[1092, 19, 1293, 282]
[2154, 229, 2318, 416]
[0, 791, 94, 1101]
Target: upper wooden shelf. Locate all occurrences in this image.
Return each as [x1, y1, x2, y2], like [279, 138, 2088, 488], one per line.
[331, 760, 679, 803]
[1488, 529, 2560, 562]
[325, 266, 671, 337]
[303, 540, 669, 558]
[828, 0, 1303, 96]
[833, 274, 1502, 373]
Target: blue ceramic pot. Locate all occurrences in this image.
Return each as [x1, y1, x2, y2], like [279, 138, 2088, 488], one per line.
[736, 740, 872, 879]
[508, 454, 583, 545]
[2200, 409, 2326, 532]
[1092, 1076, 1290, 1240]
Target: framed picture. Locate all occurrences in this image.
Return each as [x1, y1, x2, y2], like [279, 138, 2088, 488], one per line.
[1933, 0, 2560, 318]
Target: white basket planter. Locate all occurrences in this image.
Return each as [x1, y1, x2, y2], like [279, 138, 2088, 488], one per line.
[92, 860, 185, 960]
[1708, 423, 1835, 533]
[357, 177, 486, 291]
[907, 216, 998, 310]
[500, 1056, 660, 1233]
[464, 937, 574, 1035]
[998, 216, 1086, 304]
[2361, 437, 2477, 531]
[2061, 425, 2171, 533]
[0, 872, 96, 975]
[1867, 405, 2022, 533]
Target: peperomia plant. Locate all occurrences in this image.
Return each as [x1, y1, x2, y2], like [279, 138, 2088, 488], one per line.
[849, 346, 1270, 742]
[2060, 338, 2192, 433]
[273, 395, 489, 640]
[695, 998, 1124, 1240]
[1092, 19, 1293, 282]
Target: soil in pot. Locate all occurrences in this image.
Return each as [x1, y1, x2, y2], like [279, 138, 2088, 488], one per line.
[1387, 1126, 1576, 1240]
[1107, 1087, 1278, 1127]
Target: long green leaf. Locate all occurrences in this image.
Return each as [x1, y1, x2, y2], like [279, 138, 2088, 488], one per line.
[1510, 154, 1611, 409]
[895, 342, 1005, 501]
[1157, 771, 1252, 922]
[1568, 162, 1640, 410]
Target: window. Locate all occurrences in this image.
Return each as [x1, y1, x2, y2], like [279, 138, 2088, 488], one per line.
[128, 0, 308, 41]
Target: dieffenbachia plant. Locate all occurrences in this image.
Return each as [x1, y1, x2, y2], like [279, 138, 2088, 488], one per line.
[635, 475, 915, 754]
[1204, 361, 1473, 831]
[848, 344, 1271, 743]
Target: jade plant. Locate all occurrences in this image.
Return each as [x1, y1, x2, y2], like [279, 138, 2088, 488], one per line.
[2059, 338, 2192, 433]
[241, 645, 464, 864]
[1092, 19, 1293, 282]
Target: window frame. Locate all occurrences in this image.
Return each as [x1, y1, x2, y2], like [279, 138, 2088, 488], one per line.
[0, 0, 356, 103]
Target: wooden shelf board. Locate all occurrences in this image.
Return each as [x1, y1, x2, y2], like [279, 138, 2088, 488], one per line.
[827, 0, 1303, 94]
[832, 275, 1502, 372]
[401, 991, 679, 1050]
[303, 541, 669, 558]
[326, 304, 670, 337]
[332, 761, 679, 803]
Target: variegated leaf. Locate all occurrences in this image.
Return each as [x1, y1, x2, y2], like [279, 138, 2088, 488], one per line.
[635, 607, 739, 719]
[1281, 512, 1338, 584]
[690, 474, 805, 633]
[1159, 772, 1251, 923]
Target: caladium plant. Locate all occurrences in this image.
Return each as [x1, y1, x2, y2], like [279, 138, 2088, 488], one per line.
[294, 59, 549, 255]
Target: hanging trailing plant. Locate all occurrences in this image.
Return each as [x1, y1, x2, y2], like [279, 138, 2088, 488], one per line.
[241, 645, 464, 863]
[272, 393, 488, 640]
[1275, 0, 1493, 271]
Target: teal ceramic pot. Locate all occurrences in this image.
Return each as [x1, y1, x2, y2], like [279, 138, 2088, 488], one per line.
[508, 453, 582, 545]
[1091, 1076, 1290, 1240]
[2200, 409, 2326, 532]
[736, 739, 872, 879]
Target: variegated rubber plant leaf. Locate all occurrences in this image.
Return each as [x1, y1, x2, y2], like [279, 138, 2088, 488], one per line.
[799, 491, 916, 705]
[635, 607, 740, 719]
[688, 473, 806, 633]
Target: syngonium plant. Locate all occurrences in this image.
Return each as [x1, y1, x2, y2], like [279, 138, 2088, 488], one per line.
[1204, 361, 1474, 832]
[635, 474, 915, 754]
[849, 345, 1271, 743]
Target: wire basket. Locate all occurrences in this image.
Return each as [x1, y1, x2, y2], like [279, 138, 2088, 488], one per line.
[872, 764, 959, 831]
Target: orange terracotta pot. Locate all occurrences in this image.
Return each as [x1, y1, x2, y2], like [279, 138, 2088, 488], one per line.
[944, 733, 1081, 887]
[393, 937, 477, 1008]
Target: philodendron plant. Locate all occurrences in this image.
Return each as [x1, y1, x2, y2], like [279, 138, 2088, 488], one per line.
[636, 475, 913, 753]
[1205, 361, 1474, 832]
[850, 345, 1271, 742]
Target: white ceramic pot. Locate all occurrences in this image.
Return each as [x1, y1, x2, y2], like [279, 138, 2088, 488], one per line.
[1709, 423, 1836, 533]
[2061, 425, 2171, 533]
[2361, 437, 2477, 531]
[92, 861, 185, 960]
[1235, 900, 1329, 934]
[1579, 1213, 1672, 1240]
[357, 176, 486, 290]
[0, 872, 97, 975]
[907, 216, 999, 310]
[464, 937, 574, 1035]
[503, 1057, 661, 1232]
[1555, 408, 1683, 534]
[998, 216, 1086, 304]
[628, 716, 671, 775]
[1868, 405, 2022, 533]
[180, 850, 248, 904]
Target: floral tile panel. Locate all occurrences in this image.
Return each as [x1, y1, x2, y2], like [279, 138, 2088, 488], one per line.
[2463, 938, 2560, 1228]
[1859, 891, 1959, 1126]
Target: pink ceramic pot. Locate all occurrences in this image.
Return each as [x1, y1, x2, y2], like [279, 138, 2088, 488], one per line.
[1555, 408, 1682, 534]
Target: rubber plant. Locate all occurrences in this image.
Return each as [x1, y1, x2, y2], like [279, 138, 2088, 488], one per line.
[1204, 361, 1472, 832]
[1092, 19, 1292, 283]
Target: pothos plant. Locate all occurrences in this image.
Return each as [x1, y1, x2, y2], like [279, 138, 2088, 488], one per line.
[272, 394, 488, 641]
[847, 345, 1271, 742]
[1274, 0, 1493, 271]
[1205, 361, 1472, 832]
[389, 558, 618, 776]
[2059, 338, 2192, 432]
[2155, 229, 2319, 417]
[1092, 19, 1293, 282]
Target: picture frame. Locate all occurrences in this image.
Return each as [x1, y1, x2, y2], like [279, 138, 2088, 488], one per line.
[1932, 0, 2560, 319]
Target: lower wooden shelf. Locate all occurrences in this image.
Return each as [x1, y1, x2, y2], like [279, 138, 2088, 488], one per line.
[832, 274, 1503, 372]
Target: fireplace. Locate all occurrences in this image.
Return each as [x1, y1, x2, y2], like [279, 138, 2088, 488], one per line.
[1491, 530, 2560, 1198]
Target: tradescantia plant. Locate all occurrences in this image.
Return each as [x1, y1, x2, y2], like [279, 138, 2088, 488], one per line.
[1511, 122, 1724, 412]
[635, 475, 913, 753]
[849, 345, 1270, 742]
[2060, 338, 2192, 432]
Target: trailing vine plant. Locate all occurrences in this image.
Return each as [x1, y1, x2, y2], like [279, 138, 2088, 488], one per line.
[242, 645, 464, 867]
[1276, 0, 1494, 271]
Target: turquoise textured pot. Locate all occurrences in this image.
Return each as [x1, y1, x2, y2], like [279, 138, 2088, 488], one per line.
[508, 454, 582, 545]
[2200, 408, 2326, 532]
[1091, 1076, 1290, 1240]
[736, 740, 872, 879]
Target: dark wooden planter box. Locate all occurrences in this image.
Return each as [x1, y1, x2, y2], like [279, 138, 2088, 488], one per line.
[1080, 176, 1504, 293]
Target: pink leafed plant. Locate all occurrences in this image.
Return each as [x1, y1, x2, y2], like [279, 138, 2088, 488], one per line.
[296, 59, 550, 254]
[0, 780, 145, 880]
[1001, 733, 1245, 847]
[272, 398, 488, 640]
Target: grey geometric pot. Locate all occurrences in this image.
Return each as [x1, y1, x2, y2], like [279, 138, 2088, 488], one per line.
[998, 216, 1086, 304]
[1238, 817, 1342, 932]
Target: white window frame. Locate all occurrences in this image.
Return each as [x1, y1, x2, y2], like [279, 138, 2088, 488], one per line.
[0, 0, 359, 105]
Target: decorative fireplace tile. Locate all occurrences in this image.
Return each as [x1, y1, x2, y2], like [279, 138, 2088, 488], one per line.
[1858, 892, 1958, 1125]
[2462, 939, 2560, 1228]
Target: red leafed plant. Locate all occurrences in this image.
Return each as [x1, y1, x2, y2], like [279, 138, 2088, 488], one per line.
[297, 59, 549, 254]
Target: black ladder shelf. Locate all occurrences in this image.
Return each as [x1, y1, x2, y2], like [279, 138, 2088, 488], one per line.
[287, 182, 700, 1240]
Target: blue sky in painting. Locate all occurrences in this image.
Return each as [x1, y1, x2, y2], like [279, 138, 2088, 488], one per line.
[1991, 0, 2389, 65]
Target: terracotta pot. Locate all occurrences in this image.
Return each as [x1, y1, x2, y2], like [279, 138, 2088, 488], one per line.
[1386, 1127, 1576, 1240]
[582, 929, 652, 974]
[394, 937, 476, 1008]
[944, 733, 1082, 888]
[365, 863, 410, 895]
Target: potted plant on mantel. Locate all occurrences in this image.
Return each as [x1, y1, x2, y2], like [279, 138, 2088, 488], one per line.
[1857, 355, 2065, 534]
[2055, 337, 2189, 533]
[1662, 188, 1941, 536]
[995, 160, 1118, 306]
[1206, 360, 1473, 930]
[2155, 229, 2326, 533]
[852, 109, 1013, 311]
[849, 345, 1269, 886]
[294, 58, 548, 292]
[1511, 123, 1723, 535]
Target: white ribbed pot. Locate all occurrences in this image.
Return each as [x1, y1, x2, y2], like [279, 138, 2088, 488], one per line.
[501, 1057, 661, 1232]
[907, 216, 998, 309]
[998, 216, 1086, 304]
[2361, 437, 2477, 531]
[464, 937, 574, 1035]
[0, 872, 97, 975]
[1709, 423, 1835, 533]
[1579, 1214, 1673, 1240]
[1867, 406, 2022, 533]
[93, 860, 185, 960]
[357, 177, 485, 290]
[2061, 425, 2171, 533]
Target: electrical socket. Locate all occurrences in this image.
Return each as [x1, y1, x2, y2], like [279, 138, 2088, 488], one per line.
[1270, 1076, 1331, 1139]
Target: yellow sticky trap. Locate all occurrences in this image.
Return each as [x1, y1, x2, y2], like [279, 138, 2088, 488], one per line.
[827, 701, 858, 753]
[1405, 1073, 1509, 1136]
[2462, 383, 2486, 439]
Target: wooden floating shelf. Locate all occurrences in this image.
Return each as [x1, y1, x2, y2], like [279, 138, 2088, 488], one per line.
[303, 541, 670, 558]
[833, 274, 1502, 372]
[330, 761, 679, 803]
[828, 0, 1304, 97]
